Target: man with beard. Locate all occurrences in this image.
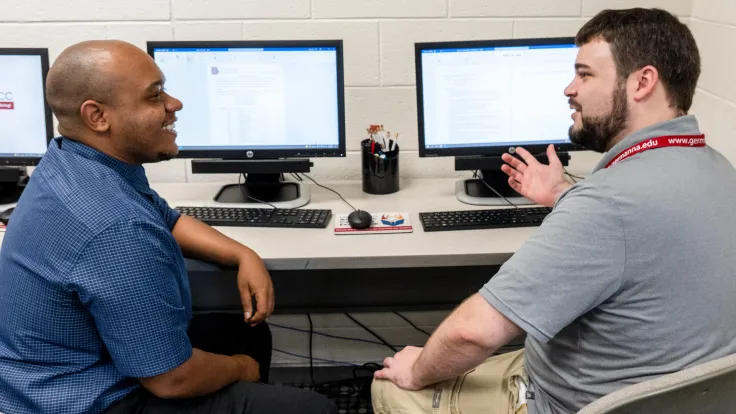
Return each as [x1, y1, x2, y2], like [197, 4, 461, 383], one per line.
[0, 41, 336, 414]
[372, 8, 736, 414]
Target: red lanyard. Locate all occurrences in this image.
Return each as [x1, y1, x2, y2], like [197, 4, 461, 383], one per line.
[605, 134, 705, 169]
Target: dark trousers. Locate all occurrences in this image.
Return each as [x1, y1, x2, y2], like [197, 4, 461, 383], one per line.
[104, 313, 337, 414]
[188, 313, 273, 383]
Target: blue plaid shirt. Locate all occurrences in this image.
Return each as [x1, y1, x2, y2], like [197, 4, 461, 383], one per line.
[0, 137, 192, 414]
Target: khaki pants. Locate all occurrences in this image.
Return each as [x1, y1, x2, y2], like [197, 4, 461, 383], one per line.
[372, 349, 527, 414]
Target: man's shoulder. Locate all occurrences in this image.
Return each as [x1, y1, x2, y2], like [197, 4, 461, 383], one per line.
[20, 162, 149, 245]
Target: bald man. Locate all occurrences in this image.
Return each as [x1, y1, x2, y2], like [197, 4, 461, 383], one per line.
[0, 41, 336, 414]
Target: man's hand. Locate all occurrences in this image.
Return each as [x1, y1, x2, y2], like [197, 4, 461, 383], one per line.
[232, 354, 260, 382]
[501, 144, 571, 207]
[237, 253, 274, 326]
[374, 346, 425, 391]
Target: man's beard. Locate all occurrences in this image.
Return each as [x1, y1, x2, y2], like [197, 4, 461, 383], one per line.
[569, 82, 629, 153]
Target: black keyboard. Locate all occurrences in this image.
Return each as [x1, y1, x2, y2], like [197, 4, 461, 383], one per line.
[419, 207, 552, 232]
[176, 206, 332, 229]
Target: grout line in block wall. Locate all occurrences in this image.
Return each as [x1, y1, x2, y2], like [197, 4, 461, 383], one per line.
[0, 17, 593, 25]
[696, 88, 736, 109]
[689, 17, 736, 29]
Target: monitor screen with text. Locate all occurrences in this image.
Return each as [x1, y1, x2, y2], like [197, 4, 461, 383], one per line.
[420, 43, 578, 150]
[152, 46, 341, 152]
[0, 54, 50, 159]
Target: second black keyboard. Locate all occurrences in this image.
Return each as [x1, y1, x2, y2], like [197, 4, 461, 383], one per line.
[176, 206, 332, 229]
[419, 207, 552, 232]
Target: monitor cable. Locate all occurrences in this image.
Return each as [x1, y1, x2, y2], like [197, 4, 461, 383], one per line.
[562, 167, 583, 183]
[238, 173, 278, 209]
[473, 170, 519, 209]
[298, 173, 358, 212]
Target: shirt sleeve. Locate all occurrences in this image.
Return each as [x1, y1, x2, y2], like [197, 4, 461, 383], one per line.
[68, 219, 192, 378]
[480, 183, 626, 343]
[149, 190, 181, 231]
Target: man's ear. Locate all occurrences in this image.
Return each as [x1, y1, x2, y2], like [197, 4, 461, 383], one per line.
[79, 100, 110, 133]
[631, 65, 660, 103]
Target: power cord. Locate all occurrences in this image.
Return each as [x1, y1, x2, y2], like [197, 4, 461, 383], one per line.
[298, 173, 358, 212]
[394, 312, 432, 337]
[238, 173, 278, 209]
[344, 313, 398, 352]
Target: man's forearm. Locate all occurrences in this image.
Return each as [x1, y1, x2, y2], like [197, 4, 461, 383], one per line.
[141, 349, 245, 399]
[411, 310, 496, 387]
[172, 215, 256, 267]
[411, 294, 521, 388]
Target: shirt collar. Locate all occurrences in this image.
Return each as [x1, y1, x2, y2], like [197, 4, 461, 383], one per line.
[53, 136, 153, 195]
[592, 115, 702, 173]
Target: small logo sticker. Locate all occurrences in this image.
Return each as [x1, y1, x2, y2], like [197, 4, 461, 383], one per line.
[246, 151, 254, 158]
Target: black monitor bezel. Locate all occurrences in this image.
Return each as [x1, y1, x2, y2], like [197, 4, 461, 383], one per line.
[0, 48, 54, 166]
[415, 37, 585, 158]
[147, 40, 347, 160]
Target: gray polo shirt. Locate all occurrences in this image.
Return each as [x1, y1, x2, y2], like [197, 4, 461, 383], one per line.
[481, 115, 736, 414]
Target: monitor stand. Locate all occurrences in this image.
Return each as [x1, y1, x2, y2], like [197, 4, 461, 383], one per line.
[455, 170, 534, 206]
[214, 173, 310, 209]
[191, 159, 313, 209]
[0, 167, 29, 205]
[454, 153, 570, 206]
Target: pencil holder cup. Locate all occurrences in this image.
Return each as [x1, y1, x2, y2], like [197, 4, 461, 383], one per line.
[361, 138, 400, 195]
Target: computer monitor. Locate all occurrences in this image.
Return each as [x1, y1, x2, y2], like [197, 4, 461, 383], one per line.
[0, 48, 54, 204]
[415, 37, 584, 206]
[148, 40, 346, 208]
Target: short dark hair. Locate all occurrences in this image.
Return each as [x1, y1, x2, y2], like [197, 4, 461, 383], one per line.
[576, 8, 700, 114]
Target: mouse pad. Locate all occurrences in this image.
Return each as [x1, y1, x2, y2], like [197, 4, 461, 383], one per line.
[334, 212, 413, 235]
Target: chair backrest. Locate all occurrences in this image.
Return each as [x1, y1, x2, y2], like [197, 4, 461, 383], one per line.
[577, 353, 736, 414]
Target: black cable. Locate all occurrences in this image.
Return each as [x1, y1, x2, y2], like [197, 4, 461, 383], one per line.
[268, 322, 399, 346]
[272, 348, 359, 367]
[290, 173, 303, 182]
[238, 173, 277, 209]
[299, 173, 358, 211]
[306, 313, 316, 388]
[344, 313, 398, 352]
[562, 167, 583, 183]
[394, 312, 432, 337]
[478, 173, 519, 209]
